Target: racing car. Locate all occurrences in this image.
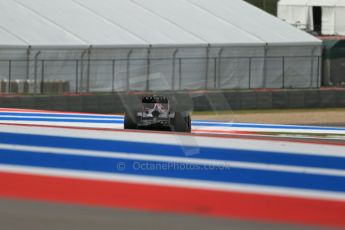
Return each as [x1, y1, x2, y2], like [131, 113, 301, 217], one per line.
[124, 95, 191, 133]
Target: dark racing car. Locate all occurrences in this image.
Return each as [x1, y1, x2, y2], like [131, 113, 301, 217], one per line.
[124, 95, 191, 133]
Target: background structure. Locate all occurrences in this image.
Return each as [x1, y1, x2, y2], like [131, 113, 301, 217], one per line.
[0, 0, 321, 94]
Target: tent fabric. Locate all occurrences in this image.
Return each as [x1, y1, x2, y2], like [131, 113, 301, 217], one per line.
[0, 0, 320, 48]
[279, 0, 345, 7]
[278, 0, 345, 35]
[0, 0, 322, 92]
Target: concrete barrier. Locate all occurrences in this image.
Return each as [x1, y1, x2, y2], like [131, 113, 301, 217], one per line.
[304, 90, 320, 108]
[0, 97, 20, 108]
[336, 90, 345, 107]
[97, 95, 114, 114]
[223, 92, 241, 110]
[67, 96, 83, 112]
[240, 92, 257, 110]
[82, 95, 99, 113]
[18, 97, 35, 109]
[320, 90, 337, 108]
[49, 96, 69, 111]
[255, 91, 272, 109]
[288, 91, 305, 108]
[1, 89, 345, 113]
[204, 93, 233, 111]
[272, 91, 289, 109]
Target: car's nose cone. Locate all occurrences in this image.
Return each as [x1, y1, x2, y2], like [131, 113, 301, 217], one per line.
[152, 110, 160, 117]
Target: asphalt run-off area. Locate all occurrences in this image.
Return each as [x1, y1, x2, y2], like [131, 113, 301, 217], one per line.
[0, 108, 344, 230]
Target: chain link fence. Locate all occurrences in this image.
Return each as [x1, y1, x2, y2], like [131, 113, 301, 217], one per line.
[0, 55, 321, 95]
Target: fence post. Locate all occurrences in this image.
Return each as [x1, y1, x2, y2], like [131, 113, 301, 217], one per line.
[146, 45, 151, 91]
[310, 56, 314, 88]
[26, 46, 31, 80]
[8, 60, 12, 93]
[34, 51, 41, 94]
[86, 46, 91, 93]
[34, 59, 37, 94]
[310, 46, 317, 88]
[80, 49, 87, 92]
[205, 44, 210, 89]
[214, 58, 217, 89]
[126, 49, 133, 91]
[40, 60, 45, 94]
[171, 48, 178, 90]
[112, 59, 116, 92]
[316, 56, 320, 88]
[178, 58, 182, 90]
[263, 45, 269, 88]
[282, 56, 285, 89]
[75, 60, 79, 93]
[248, 57, 252, 89]
[217, 48, 224, 89]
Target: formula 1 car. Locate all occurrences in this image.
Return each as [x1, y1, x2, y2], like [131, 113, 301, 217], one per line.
[124, 95, 191, 133]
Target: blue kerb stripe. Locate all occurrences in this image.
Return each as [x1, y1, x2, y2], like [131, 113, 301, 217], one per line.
[0, 149, 344, 193]
[0, 132, 344, 171]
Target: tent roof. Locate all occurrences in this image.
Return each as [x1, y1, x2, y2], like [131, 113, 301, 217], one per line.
[279, 0, 345, 7]
[0, 0, 321, 48]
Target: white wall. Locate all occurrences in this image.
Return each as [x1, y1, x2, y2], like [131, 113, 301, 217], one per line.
[278, 5, 309, 30]
[278, 1, 345, 35]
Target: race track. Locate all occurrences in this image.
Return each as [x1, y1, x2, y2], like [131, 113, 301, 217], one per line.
[0, 108, 345, 229]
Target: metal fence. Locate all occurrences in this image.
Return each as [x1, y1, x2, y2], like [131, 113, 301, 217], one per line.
[0, 55, 321, 94]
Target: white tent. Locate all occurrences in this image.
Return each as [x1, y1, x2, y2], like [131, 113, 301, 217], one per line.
[0, 0, 322, 92]
[278, 0, 345, 35]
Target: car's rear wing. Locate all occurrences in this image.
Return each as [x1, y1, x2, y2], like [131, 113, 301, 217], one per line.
[142, 96, 168, 104]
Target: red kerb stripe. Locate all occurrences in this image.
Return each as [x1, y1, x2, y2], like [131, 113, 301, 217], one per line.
[0, 172, 344, 228]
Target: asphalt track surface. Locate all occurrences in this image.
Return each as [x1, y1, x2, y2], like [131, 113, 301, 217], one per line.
[0, 199, 326, 230]
[0, 108, 344, 230]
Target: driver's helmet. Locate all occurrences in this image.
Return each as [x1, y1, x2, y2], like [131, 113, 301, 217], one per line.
[153, 103, 164, 112]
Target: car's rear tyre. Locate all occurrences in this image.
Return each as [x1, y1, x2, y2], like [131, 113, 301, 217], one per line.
[124, 110, 137, 129]
[171, 112, 191, 133]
